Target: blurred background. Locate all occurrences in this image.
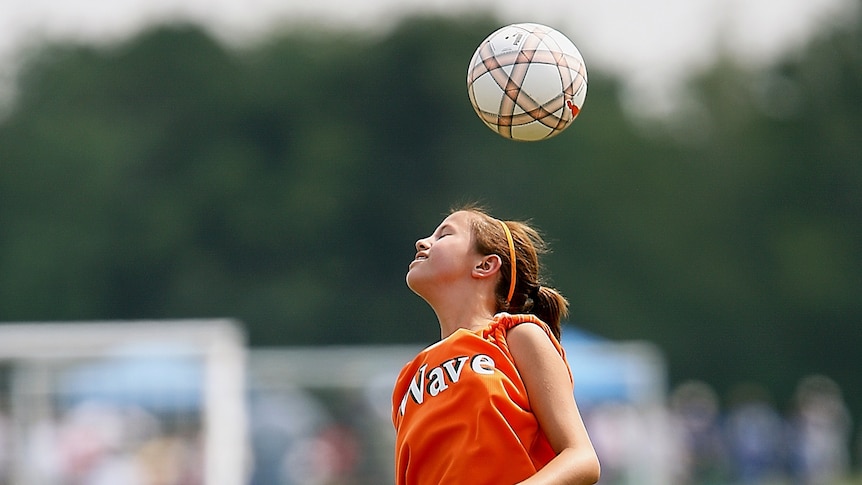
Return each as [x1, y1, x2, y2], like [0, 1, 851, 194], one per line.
[0, 0, 860, 483]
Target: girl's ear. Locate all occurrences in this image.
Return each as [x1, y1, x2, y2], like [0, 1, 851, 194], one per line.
[473, 254, 502, 279]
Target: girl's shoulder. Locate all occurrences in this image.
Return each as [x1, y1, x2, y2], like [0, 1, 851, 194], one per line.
[484, 313, 558, 347]
[485, 313, 570, 376]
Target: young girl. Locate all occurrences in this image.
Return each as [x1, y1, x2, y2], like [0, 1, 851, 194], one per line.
[392, 205, 601, 485]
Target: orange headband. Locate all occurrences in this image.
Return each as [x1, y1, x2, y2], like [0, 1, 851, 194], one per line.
[499, 220, 517, 304]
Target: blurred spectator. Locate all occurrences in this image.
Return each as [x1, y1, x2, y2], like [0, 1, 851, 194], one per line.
[282, 424, 360, 485]
[585, 402, 683, 485]
[723, 383, 787, 483]
[787, 375, 852, 485]
[0, 411, 7, 484]
[246, 387, 329, 485]
[582, 402, 640, 484]
[669, 380, 730, 484]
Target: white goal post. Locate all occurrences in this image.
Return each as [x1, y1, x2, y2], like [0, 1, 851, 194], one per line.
[0, 319, 247, 485]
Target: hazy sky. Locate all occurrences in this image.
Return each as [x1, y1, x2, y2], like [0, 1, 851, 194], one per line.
[0, 0, 857, 113]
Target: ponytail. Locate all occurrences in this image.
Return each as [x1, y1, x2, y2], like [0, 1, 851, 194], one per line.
[457, 204, 570, 340]
[530, 286, 568, 341]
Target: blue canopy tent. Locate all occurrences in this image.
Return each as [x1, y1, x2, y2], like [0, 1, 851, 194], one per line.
[57, 343, 204, 413]
[560, 325, 666, 408]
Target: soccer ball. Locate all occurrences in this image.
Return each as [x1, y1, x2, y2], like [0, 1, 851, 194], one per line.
[467, 23, 587, 142]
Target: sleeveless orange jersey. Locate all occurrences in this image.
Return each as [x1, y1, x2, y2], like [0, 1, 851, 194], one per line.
[391, 313, 572, 485]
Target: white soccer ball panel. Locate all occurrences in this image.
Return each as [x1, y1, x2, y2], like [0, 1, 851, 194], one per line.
[469, 73, 506, 114]
[571, 73, 588, 108]
[511, 120, 554, 142]
[545, 29, 580, 53]
[486, 24, 532, 55]
[520, 63, 565, 105]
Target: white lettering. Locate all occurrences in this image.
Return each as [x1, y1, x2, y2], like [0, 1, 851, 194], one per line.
[471, 354, 495, 375]
[399, 364, 427, 416]
[426, 367, 448, 396]
[399, 354, 496, 416]
[441, 356, 468, 383]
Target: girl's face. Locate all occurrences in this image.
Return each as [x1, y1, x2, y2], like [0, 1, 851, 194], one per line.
[406, 211, 480, 297]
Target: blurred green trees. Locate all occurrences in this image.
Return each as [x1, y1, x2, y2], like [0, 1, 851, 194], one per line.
[0, 13, 860, 415]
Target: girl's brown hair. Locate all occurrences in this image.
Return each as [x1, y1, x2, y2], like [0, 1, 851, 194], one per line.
[456, 204, 569, 340]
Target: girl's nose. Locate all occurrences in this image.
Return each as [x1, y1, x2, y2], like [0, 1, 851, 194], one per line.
[416, 237, 431, 251]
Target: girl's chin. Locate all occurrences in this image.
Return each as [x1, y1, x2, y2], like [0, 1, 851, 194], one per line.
[405, 272, 427, 297]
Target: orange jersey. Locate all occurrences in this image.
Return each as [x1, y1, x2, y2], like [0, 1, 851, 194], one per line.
[391, 313, 572, 485]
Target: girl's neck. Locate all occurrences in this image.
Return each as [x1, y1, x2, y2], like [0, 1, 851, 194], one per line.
[434, 301, 497, 339]
[422, 278, 499, 339]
